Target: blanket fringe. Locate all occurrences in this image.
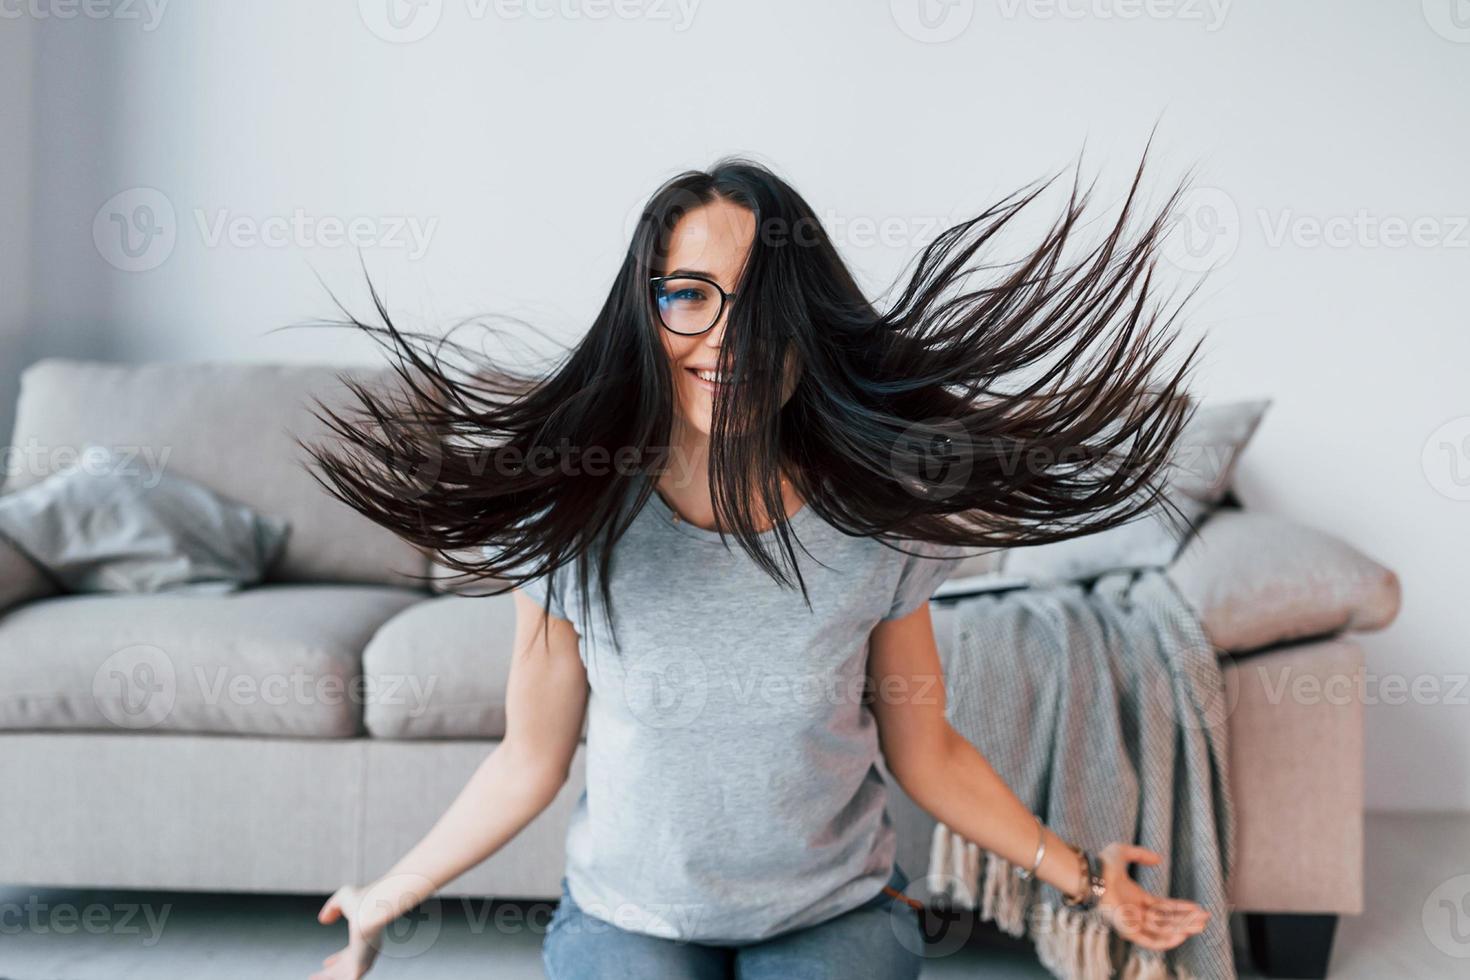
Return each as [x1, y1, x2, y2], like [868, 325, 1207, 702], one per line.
[929, 824, 1203, 980]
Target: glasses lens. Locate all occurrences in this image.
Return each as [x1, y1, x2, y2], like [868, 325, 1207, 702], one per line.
[654, 277, 722, 334]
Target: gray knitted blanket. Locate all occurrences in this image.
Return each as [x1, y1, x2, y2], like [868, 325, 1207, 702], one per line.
[926, 568, 1236, 980]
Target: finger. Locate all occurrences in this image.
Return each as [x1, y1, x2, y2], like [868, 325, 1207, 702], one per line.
[1113, 896, 1194, 943]
[1121, 845, 1163, 865]
[1143, 909, 1194, 938]
[1111, 900, 1158, 938]
[1125, 907, 1182, 947]
[318, 897, 342, 924]
[1141, 919, 1188, 952]
[1145, 899, 1198, 920]
[1167, 906, 1211, 931]
[1154, 913, 1203, 947]
[1149, 912, 1203, 939]
[1153, 897, 1204, 913]
[1153, 901, 1207, 924]
[1155, 903, 1210, 931]
[1132, 895, 1204, 924]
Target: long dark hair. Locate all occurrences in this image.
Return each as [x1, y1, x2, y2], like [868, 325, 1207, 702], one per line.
[296, 152, 1202, 646]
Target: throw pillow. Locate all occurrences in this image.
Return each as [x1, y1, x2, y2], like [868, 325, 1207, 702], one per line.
[0, 532, 57, 612]
[0, 445, 290, 593]
[1001, 398, 1271, 583]
[1169, 507, 1401, 652]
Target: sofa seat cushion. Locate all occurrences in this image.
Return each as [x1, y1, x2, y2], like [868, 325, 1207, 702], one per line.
[363, 591, 528, 739]
[0, 585, 424, 737]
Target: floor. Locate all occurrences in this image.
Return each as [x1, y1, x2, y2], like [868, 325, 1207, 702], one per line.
[0, 812, 1464, 979]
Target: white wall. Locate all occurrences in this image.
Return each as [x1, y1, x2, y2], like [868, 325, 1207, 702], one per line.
[0, 12, 34, 441]
[16, 1, 1470, 809]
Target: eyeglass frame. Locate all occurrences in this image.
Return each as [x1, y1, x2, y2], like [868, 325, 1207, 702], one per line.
[648, 273, 738, 336]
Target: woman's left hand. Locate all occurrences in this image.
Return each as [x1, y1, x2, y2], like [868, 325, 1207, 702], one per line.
[1093, 843, 1211, 951]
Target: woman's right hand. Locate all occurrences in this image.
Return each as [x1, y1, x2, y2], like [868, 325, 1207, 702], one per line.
[1095, 843, 1211, 951]
[311, 884, 386, 980]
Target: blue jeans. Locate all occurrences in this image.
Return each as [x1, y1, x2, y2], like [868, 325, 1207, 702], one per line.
[541, 864, 924, 979]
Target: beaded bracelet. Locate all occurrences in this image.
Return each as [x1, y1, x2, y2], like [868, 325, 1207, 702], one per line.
[1061, 847, 1107, 911]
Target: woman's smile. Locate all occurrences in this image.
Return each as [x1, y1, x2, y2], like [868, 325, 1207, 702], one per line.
[685, 365, 739, 394]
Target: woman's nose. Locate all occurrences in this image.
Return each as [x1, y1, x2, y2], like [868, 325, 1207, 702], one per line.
[703, 308, 729, 348]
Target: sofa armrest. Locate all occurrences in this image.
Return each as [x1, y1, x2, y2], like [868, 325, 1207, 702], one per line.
[0, 531, 57, 615]
[1167, 508, 1401, 653]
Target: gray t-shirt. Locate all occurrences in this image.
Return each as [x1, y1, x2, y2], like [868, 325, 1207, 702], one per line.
[513, 474, 967, 943]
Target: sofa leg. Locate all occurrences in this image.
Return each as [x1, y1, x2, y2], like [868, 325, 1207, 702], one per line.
[1244, 912, 1339, 978]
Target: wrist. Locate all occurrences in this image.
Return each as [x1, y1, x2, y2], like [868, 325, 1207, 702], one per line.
[1029, 825, 1087, 899]
[355, 883, 394, 935]
[356, 875, 432, 936]
[1061, 847, 1107, 910]
[1010, 817, 1107, 910]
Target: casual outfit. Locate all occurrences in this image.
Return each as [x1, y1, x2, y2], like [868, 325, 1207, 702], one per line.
[508, 472, 967, 976]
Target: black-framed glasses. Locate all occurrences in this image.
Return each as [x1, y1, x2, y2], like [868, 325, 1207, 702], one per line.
[649, 273, 737, 336]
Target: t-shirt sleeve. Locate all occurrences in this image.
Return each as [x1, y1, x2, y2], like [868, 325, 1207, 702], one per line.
[483, 545, 567, 620]
[881, 541, 970, 621]
[516, 568, 567, 620]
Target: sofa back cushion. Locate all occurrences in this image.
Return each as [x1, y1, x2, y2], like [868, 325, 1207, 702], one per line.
[4, 358, 429, 587]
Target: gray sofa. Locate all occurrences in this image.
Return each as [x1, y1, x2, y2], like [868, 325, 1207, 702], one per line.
[0, 359, 1401, 977]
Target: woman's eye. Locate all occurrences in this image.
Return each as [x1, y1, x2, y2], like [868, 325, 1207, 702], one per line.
[662, 288, 706, 305]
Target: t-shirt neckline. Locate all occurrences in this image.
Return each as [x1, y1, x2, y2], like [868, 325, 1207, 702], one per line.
[640, 472, 815, 544]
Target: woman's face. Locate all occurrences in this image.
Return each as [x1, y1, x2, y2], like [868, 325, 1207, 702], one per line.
[657, 198, 799, 437]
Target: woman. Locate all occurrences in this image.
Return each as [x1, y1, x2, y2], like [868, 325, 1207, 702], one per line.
[304, 156, 1210, 979]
